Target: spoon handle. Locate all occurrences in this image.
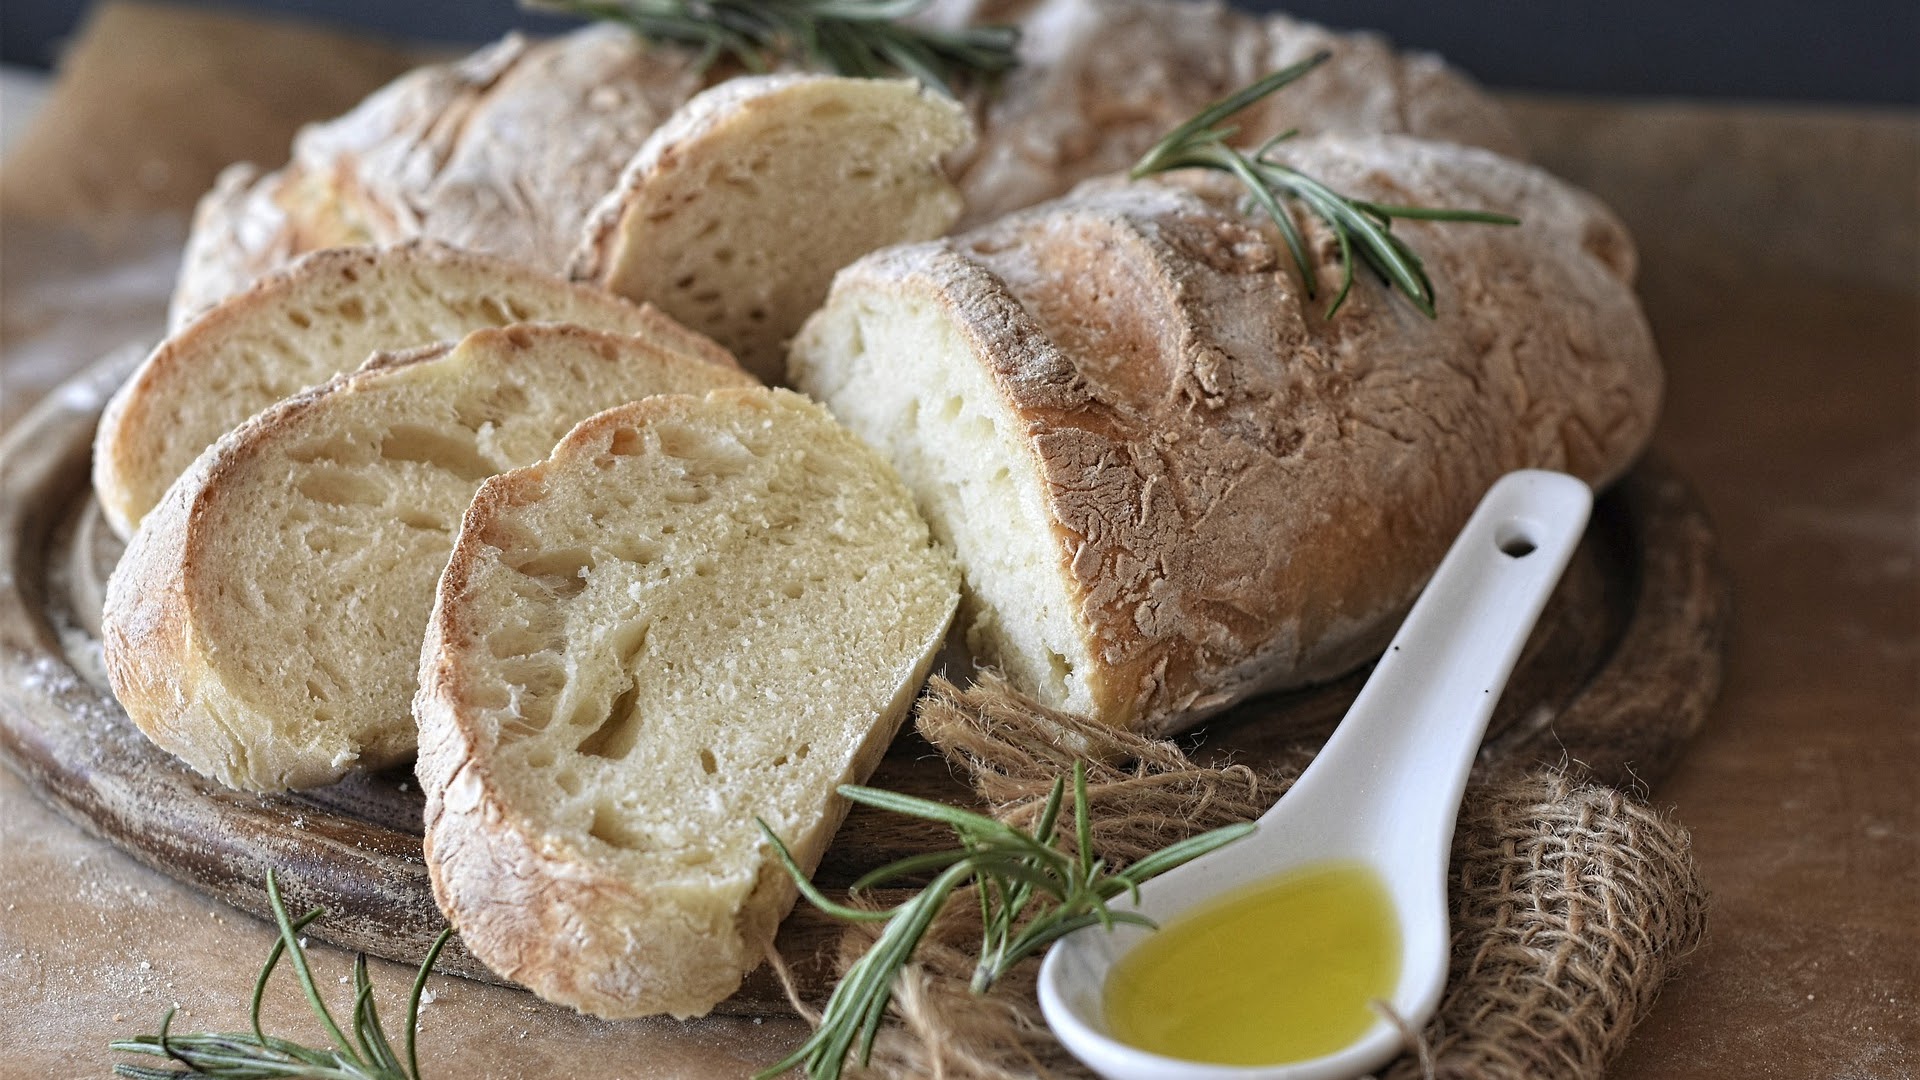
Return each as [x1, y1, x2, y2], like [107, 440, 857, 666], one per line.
[1270, 470, 1592, 859]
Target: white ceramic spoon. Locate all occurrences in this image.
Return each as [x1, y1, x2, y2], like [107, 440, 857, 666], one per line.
[1038, 469, 1593, 1080]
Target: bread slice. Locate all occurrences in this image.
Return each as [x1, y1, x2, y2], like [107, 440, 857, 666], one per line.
[415, 387, 959, 1019]
[570, 74, 972, 382]
[95, 241, 730, 539]
[101, 324, 753, 793]
[168, 26, 712, 328]
[790, 133, 1662, 734]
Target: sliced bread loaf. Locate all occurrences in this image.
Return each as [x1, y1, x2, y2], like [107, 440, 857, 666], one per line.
[570, 74, 972, 382]
[169, 26, 710, 328]
[101, 324, 752, 792]
[415, 388, 959, 1019]
[95, 241, 729, 539]
[790, 134, 1661, 734]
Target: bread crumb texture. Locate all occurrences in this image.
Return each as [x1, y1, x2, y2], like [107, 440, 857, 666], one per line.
[573, 74, 972, 382]
[94, 242, 725, 539]
[416, 388, 958, 1019]
[100, 324, 750, 792]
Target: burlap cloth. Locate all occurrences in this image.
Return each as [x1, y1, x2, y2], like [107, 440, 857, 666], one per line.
[774, 675, 1708, 1080]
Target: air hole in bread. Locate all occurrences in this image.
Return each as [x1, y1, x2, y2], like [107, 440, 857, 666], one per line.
[478, 296, 515, 326]
[653, 422, 705, 461]
[608, 538, 660, 566]
[397, 509, 451, 533]
[781, 581, 804, 600]
[663, 487, 711, 506]
[698, 748, 718, 775]
[507, 548, 592, 598]
[607, 428, 644, 457]
[287, 310, 313, 330]
[295, 468, 385, 508]
[576, 678, 643, 760]
[468, 680, 510, 711]
[486, 625, 550, 661]
[379, 424, 494, 482]
[453, 383, 531, 433]
[334, 297, 367, 322]
[588, 804, 647, 850]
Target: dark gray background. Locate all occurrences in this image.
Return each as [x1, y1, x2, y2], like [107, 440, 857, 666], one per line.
[3, 1, 1916, 104]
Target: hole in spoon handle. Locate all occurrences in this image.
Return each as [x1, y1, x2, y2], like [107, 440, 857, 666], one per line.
[1279, 471, 1592, 836]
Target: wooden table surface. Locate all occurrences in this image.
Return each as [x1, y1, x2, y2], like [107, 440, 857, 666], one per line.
[1, 5, 1914, 1076]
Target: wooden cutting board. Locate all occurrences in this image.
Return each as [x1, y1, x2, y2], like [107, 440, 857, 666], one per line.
[0, 349, 1728, 1015]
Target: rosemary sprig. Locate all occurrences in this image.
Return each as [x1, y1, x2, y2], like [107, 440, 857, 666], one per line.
[525, 0, 1020, 96]
[110, 870, 455, 1080]
[1131, 52, 1520, 318]
[755, 761, 1256, 1080]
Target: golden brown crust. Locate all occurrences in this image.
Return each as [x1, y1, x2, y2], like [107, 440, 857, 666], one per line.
[171, 3, 1520, 323]
[943, 0, 1526, 226]
[170, 27, 710, 326]
[804, 133, 1661, 732]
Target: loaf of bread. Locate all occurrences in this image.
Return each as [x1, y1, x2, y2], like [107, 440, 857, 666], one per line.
[415, 388, 959, 1018]
[927, 0, 1524, 226]
[101, 324, 752, 792]
[95, 242, 725, 539]
[170, 27, 708, 329]
[570, 74, 973, 381]
[169, 3, 1520, 330]
[790, 133, 1662, 734]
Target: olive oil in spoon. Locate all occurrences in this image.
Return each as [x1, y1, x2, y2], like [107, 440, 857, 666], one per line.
[1039, 469, 1593, 1079]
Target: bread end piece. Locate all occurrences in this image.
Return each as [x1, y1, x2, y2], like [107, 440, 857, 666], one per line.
[417, 387, 958, 1018]
[570, 74, 973, 382]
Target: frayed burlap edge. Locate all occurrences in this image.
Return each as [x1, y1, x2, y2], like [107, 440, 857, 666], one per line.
[779, 674, 1708, 1080]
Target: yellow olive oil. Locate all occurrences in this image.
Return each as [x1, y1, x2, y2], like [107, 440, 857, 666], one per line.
[1102, 861, 1400, 1066]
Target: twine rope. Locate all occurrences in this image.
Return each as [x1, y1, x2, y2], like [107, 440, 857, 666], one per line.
[781, 674, 1708, 1080]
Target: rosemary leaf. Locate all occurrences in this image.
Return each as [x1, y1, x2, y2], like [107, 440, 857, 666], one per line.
[110, 869, 455, 1080]
[1130, 52, 1520, 318]
[758, 762, 1254, 1080]
[524, 0, 1020, 96]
